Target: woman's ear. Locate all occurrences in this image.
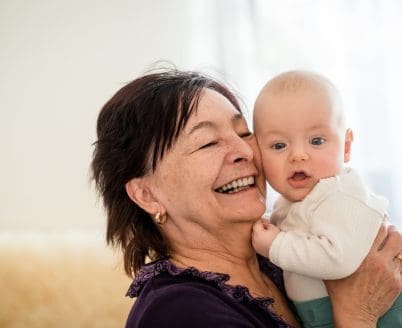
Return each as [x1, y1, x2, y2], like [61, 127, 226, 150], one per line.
[125, 178, 161, 215]
[344, 128, 354, 163]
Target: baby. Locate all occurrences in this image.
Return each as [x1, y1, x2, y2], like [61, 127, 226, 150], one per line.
[252, 70, 402, 327]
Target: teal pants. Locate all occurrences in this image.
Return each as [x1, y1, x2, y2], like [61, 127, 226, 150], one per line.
[294, 293, 402, 327]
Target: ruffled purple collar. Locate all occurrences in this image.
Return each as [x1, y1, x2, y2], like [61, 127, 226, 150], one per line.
[126, 256, 290, 327]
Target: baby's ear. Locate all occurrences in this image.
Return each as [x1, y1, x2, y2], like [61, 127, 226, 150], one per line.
[125, 177, 161, 215]
[343, 128, 354, 163]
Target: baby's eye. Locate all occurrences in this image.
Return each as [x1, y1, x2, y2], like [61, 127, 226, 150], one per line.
[272, 142, 287, 150]
[311, 137, 326, 146]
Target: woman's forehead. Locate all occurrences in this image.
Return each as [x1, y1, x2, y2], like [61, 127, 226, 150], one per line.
[184, 89, 243, 133]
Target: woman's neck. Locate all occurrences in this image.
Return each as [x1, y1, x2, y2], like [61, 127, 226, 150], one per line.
[167, 221, 302, 328]
[167, 221, 262, 284]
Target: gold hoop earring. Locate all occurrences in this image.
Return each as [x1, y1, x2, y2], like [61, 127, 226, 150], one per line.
[154, 212, 167, 225]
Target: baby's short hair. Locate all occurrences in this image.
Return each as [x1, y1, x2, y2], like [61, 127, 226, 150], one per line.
[262, 70, 347, 129]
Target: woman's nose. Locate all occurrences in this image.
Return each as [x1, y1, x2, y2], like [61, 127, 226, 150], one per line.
[227, 135, 254, 164]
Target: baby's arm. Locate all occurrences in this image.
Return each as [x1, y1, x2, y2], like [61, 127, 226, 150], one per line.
[269, 193, 385, 280]
[252, 219, 280, 258]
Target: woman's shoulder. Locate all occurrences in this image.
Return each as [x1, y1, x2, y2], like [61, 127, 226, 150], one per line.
[125, 257, 288, 327]
[127, 257, 284, 299]
[126, 270, 235, 327]
[126, 259, 251, 327]
[126, 257, 230, 298]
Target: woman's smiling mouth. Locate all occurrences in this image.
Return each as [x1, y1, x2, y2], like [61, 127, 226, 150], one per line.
[215, 176, 255, 194]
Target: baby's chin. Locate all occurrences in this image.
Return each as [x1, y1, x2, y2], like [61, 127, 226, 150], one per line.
[284, 189, 311, 202]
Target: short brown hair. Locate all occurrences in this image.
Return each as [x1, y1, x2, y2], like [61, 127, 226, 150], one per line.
[91, 69, 241, 276]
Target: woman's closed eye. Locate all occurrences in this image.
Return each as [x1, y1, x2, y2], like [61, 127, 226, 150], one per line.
[198, 140, 218, 150]
[310, 137, 326, 146]
[196, 130, 253, 151]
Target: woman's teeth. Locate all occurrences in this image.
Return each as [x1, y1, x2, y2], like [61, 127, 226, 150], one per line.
[216, 176, 255, 194]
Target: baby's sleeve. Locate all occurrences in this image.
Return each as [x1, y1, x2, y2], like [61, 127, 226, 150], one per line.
[269, 192, 385, 280]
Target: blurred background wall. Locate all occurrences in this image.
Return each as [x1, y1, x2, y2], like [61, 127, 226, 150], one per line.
[1, 0, 402, 234]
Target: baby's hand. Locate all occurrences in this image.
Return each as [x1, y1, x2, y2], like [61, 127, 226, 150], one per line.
[252, 219, 280, 258]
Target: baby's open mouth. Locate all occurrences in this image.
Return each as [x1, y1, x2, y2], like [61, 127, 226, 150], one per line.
[215, 176, 255, 194]
[289, 171, 310, 181]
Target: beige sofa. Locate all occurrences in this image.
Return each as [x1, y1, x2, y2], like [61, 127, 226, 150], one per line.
[0, 233, 133, 328]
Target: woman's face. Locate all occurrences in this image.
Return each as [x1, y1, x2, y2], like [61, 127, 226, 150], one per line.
[148, 88, 266, 231]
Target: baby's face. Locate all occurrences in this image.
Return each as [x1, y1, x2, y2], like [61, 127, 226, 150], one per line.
[254, 88, 352, 202]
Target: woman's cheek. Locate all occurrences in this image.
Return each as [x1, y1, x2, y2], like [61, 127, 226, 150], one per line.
[247, 137, 267, 198]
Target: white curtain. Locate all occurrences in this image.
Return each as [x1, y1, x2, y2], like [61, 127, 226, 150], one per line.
[199, 0, 402, 226]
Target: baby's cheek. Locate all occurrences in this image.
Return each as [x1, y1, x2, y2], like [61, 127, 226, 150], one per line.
[261, 156, 276, 177]
[316, 155, 343, 177]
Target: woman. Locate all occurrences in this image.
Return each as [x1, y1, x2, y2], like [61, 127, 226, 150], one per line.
[91, 69, 402, 327]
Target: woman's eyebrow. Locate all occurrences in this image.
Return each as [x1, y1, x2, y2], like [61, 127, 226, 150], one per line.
[233, 113, 244, 120]
[187, 113, 244, 136]
[187, 121, 216, 136]
[233, 113, 245, 124]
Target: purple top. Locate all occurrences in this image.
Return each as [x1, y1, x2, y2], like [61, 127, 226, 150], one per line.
[125, 256, 296, 327]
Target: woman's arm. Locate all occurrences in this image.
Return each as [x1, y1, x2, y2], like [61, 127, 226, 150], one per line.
[325, 224, 402, 328]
